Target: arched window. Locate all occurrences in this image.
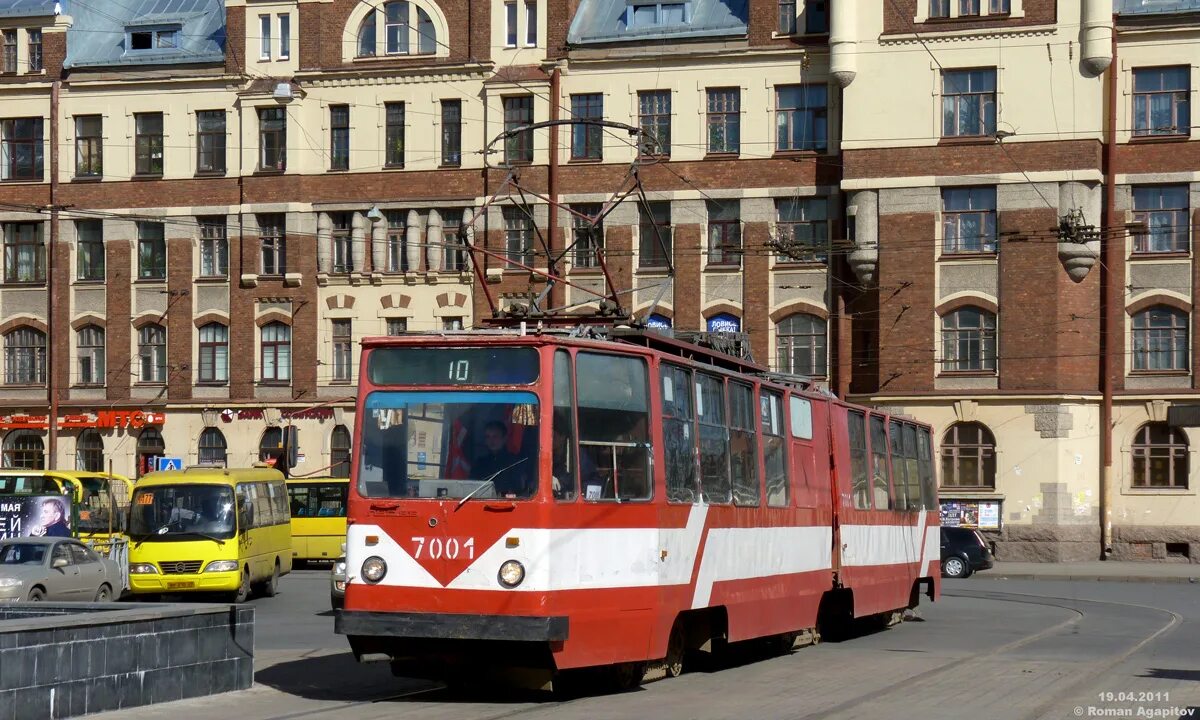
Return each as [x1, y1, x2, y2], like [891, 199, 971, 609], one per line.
[1132, 422, 1188, 488]
[260, 427, 284, 462]
[77, 325, 105, 385]
[940, 307, 996, 372]
[330, 425, 352, 477]
[775, 313, 826, 377]
[261, 322, 291, 382]
[3, 431, 44, 469]
[940, 422, 996, 489]
[198, 323, 229, 383]
[358, 11, 377, 56]
[4, 326, 46, 385]
[357, 1, 438, 57]
[76, 429, 104, 472]
[198, 427, 228, 467]
[138, 324, 166, 383]
[1132, 307, 1188, 371]
[136, 427, 165, 478]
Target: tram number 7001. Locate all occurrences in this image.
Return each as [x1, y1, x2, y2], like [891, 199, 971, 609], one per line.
[410, 536, 476, 560]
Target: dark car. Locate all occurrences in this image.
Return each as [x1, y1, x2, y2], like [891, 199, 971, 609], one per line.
[940, 527, 993, 578]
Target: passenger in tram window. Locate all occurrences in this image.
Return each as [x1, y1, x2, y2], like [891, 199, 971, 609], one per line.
[474, 421, 528, 496]
[552, 422, 599, 500]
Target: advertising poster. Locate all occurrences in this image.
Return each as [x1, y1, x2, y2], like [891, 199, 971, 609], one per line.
[0, 495, 74, 540]
[940, 500, 1000, 530]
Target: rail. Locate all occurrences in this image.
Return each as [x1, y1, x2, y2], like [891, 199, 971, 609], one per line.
[86, 537, 130, 591]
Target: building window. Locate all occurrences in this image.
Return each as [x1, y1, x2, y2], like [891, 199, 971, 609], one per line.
[385, 211, 409, 272]
[199, 217, 228, 278]
[1132, 307, 1188, 372]
[638, 90, 671, 157]
[279, 13, 291, 59]
[332, 319, 353, 382]
[136, 428, 164, 478]
[75, 115, 102, 178]
[359, 2, 435, 55]
[942, 187, 997, 253]
[628, 2, 688, 26]
[4, 431, 44, 469]
[503, 205, 534, 268]
[330, 104, 350, 171]
[805, 0, 828, 32]
[76, 325, 105, 386]
[505, 1, 517, 46]
[385, 102, 404, 167]
[386, 318, 407, 335]
[331, 213, 352, 273]
[76, 220, 104, 281]
[137, 222, 166, 280]
[776, 85, 827, 152]
[776, 197, 828, 262]
[941, 307, 997, 372]
[259, 427, 283, 463]
[1, 30, 15, 73]
[416, 5, 435, 54]
[386, 1, 411, 53]
[1132, 423, 1188, 488]
[778, 0, 797, 33]
[1133, 67, 1190, 137]
[990, 0, 1010, 13]
[571, 204, 603, 268]
[259, 14, 272, 59]
[525, 1, 538, 44]
[776, 313, 827, 377]
[196, 110, 226, 174]
[942, 69, 996, 138]
[4, 327, 45, 385]
[929, 0, 949, 16]
[1133, 185, 1189, 254]
[259, 214, 286, 275]
[138, 324, 166, 383]
[261, 322, 292, 383]
[134, 113, 163, 175]
[259, 107, 287, 171]
[330, 425, 352, 476]
[76, 430, 104, 472]
[357, 10, 377, 56]
[570, 94, 603, 160]
[198, 322, 229, 383]
[1, 117, 44, 181]
[707, 200, 741, 266]
[639, 201, 671, 268]
[128, 26, 179, 52]
[443, 317, 464, 331]
[503, 96, 534, 165]
[198, 427, 228, 467]
[3, 222, 44, 283]
[706, 88, 740, 154]
[442, 211, 464, 271]
[959, 0, 980, 15]
[441, 100, 461, 166]
[941, 422, 996, 489]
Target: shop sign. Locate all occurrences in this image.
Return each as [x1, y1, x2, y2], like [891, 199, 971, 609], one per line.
[0, 496, 74, 540]
[220, 408, 335, 423]
[0, 411, 166, 431]
[707, 313, 740, 333]
[646, 313, 672, 329]
[940, 500, 1001, 530]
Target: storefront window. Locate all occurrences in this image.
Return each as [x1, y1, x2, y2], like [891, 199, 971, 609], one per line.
[76, 429, 104, 472]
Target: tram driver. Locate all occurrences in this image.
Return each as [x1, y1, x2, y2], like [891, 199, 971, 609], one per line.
[473, 421, 530, 497]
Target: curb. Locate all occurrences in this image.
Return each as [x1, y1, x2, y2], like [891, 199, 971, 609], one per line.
[971, 573, 1200, 584]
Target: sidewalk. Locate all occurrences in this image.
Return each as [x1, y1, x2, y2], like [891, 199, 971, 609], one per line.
[978, 560, 1200, 583]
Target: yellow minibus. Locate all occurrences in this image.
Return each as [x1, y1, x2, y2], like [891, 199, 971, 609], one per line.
[0, 469, 133, 542]
[126, 466, 292, 602]
[285, 477, 348, 565]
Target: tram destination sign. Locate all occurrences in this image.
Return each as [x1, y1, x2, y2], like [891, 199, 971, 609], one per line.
[369, 347, 540, 386]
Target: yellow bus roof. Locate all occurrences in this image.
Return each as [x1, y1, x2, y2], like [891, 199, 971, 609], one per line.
[285, 476, 349, 485]
[136, 466, 285, 487]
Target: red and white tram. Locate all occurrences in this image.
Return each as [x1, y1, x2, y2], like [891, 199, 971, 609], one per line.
[336, 329, 941, 684]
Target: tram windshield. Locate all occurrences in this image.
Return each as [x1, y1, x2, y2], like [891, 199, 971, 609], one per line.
[358, 391, 541, 500]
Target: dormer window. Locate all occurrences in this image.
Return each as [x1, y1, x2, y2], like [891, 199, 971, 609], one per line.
[626, 1, 690, 27]
[127, 26, 181, 53]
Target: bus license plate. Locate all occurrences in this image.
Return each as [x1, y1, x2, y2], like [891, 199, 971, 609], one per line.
[167, 581, 195, 590]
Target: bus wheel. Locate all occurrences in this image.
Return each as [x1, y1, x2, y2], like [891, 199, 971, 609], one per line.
[230, 569, 250, 604]
[263, 561, 280, 598]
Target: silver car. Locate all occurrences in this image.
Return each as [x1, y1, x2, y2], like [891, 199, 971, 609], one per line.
[331, 557, 346, 610]
[0, 537, 120, 602]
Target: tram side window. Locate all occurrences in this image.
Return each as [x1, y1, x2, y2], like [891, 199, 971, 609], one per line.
[917, 427, 937, 511]
[576, 352, 651, 501]
[761, 390, 788, 507]
[847, 411, 870, 510]
[662, 363, 699, 503]
[552, 350, 579, 501]
[903, 424, 922, 511]
[696, 374, 731, 504]
[889, 420, 909, 510]
[869, 416, 892, 510]
[729, 382, 759, 506]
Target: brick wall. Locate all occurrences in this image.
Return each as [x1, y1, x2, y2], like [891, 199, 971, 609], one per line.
[104, 240, 132, 399]
[844, 140, 1101, 181]
[875, 213, 936, 393]
[742, 221, 771, 361]
[673, 224, 703, 331]
[166, 238, 194, 401]
[883, 0, 1056, 34]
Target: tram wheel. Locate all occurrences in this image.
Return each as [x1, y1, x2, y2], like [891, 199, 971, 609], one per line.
[610, 662, 647, 691]
[664, 624, 686, 678]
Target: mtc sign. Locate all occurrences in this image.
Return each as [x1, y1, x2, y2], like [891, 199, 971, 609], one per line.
[0, 411, 167, 431]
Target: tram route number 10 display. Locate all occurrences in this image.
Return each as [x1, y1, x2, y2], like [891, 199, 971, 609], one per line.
[368, 347, 540, 385]
[448, 360, 470, 382]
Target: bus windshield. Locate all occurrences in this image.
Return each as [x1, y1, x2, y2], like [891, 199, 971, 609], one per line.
[358, 391, 540, 500]
[129, 485, 237, 541]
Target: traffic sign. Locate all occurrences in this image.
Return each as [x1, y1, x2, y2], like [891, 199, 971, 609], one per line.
[155, 457, 183, 471]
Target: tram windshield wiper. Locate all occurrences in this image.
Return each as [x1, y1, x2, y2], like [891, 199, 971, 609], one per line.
[454, 457, 529, 511]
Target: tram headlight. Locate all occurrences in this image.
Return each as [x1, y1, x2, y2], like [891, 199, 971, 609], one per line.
[361, 556, 388, 583]
[497, 560, 525, 588]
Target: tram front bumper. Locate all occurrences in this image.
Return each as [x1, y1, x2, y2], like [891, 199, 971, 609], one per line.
[336, 610, 569, 643]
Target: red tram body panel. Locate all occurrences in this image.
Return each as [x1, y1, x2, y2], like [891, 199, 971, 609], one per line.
[336, 332, 940, 676]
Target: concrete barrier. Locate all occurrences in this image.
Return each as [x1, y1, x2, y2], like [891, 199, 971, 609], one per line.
[0, 603, 253, 719]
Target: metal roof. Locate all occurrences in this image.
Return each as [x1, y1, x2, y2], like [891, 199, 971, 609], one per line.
[567, 0, 748, 45]
[0, 0, 57, 18]
[63, 0, 225, 69]
[1114, 0, 1200, 14]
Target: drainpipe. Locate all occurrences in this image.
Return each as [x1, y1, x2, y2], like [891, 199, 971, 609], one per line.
[47, 79, 61, 470]
[1099, 17, 1118, 558]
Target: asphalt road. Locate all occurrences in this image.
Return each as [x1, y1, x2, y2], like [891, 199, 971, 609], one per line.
[93, 569, 1200, 720]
